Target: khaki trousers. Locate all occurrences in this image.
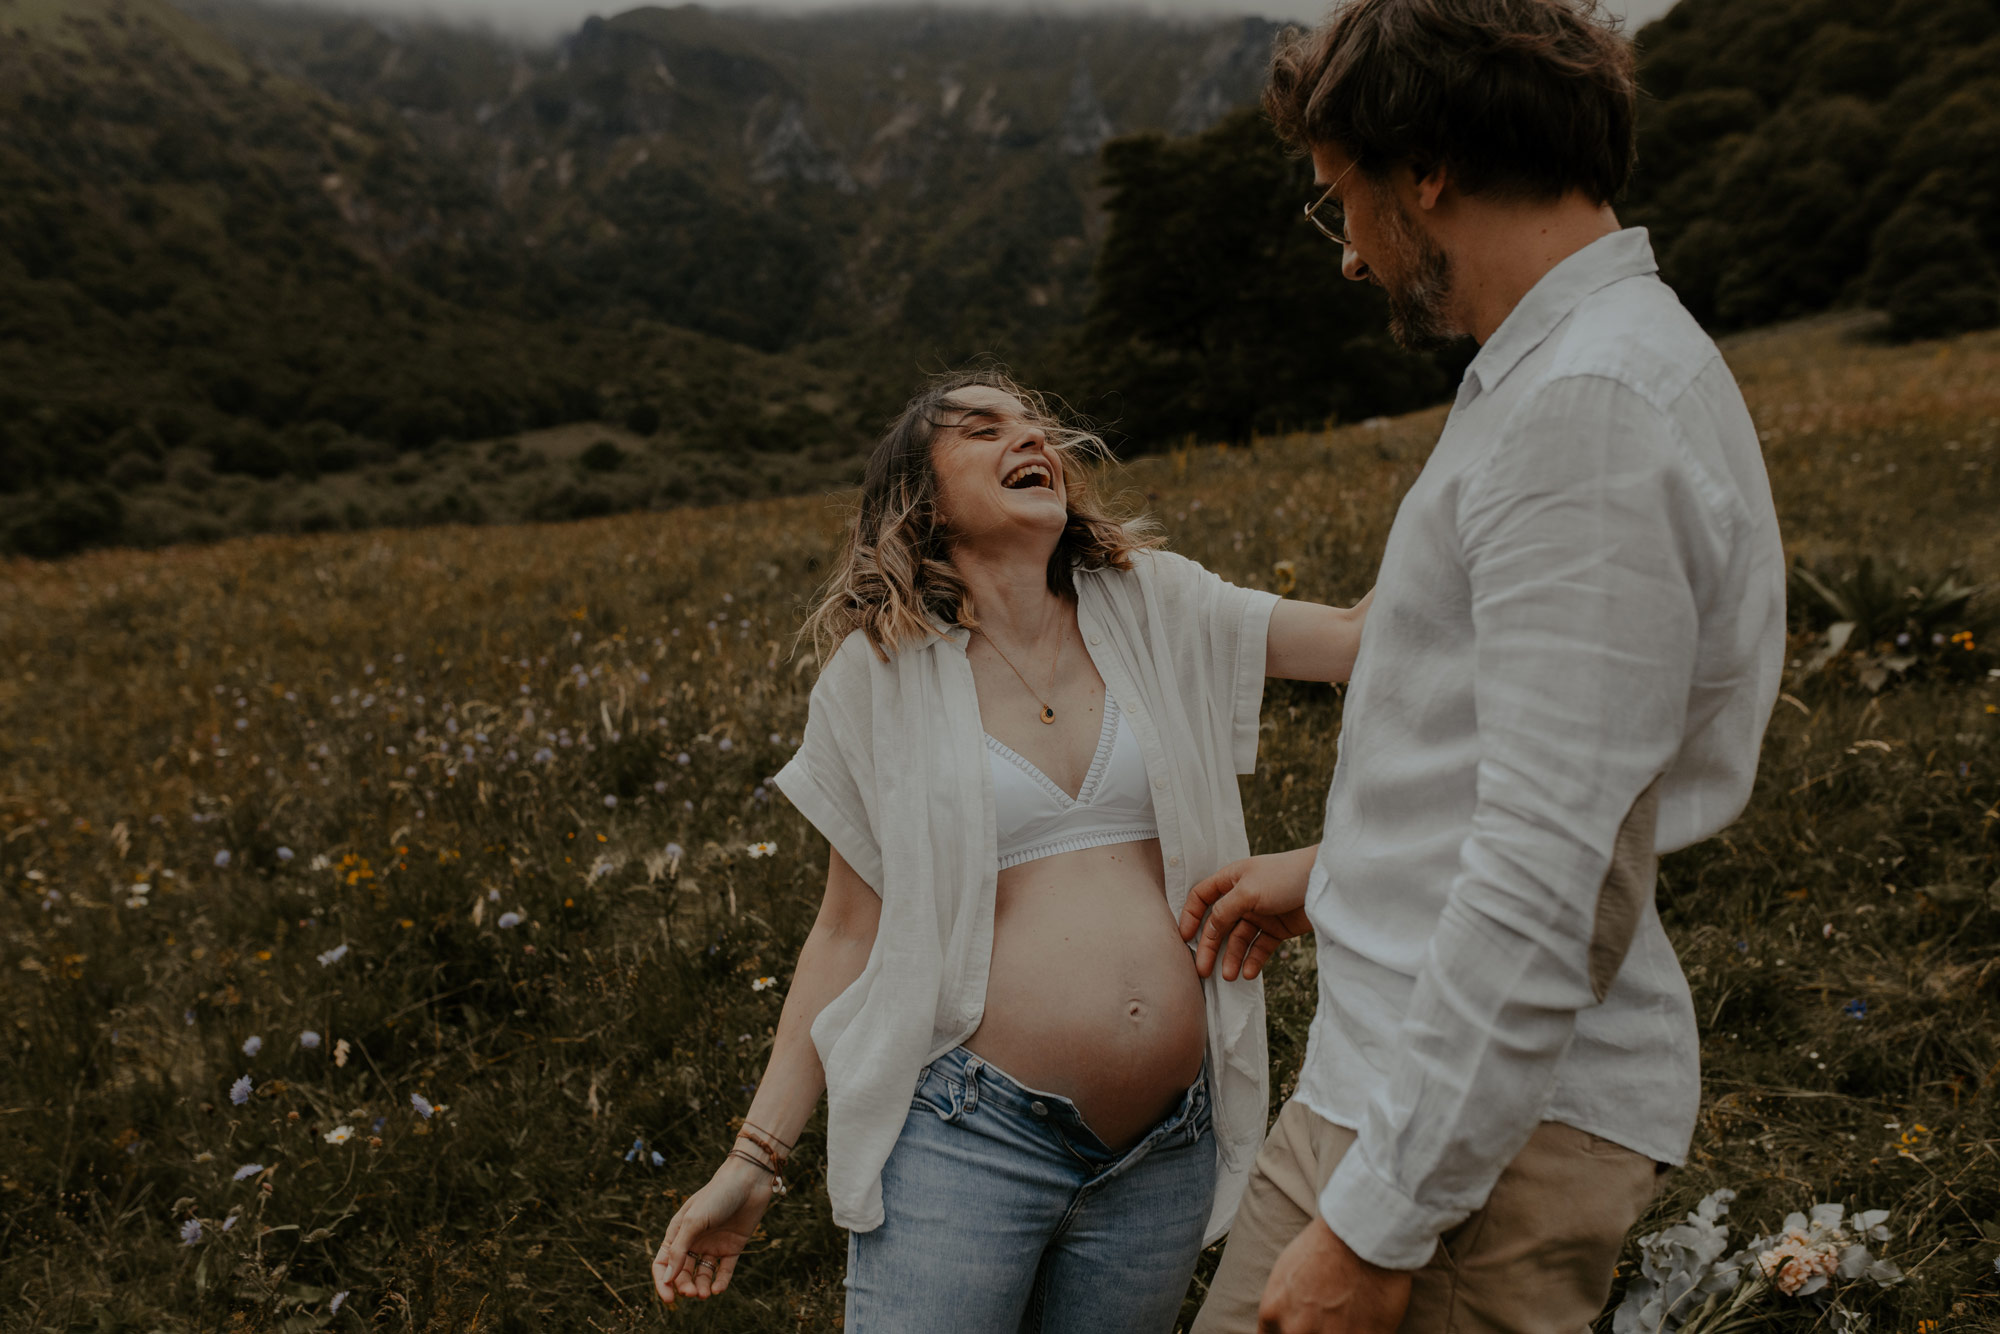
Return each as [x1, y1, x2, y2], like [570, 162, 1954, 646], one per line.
[1191, 1101, 1662, 1334]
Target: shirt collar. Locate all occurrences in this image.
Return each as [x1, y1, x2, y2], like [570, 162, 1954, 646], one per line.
[1459, 227, 1658, 403]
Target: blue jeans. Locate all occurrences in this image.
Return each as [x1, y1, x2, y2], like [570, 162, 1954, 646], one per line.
[845, 1045, 1216, 1334]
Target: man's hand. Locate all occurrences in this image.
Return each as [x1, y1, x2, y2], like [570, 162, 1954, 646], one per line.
[1258, 1218, 1413, 1334]
[1178, 845, 1318, 980]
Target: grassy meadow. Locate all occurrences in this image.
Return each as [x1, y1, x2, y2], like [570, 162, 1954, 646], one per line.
[4, 314, 2000, 1332]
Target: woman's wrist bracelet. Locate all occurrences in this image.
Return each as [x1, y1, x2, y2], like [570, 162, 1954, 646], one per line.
[735, 1124, 791, 1168]
[732, 1117, 796, 1162]
[725, 1146, 788, 1196]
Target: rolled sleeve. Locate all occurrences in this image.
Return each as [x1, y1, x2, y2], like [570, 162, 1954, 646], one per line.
[1322, 374, 1718, 1268]
[1166, 551, 1280, 774]
[773, 750, 881, 893]
[771, 644, 884, 892]
[1226, 584, 1280, 773]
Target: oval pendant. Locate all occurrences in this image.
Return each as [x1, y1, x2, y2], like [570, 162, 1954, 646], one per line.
[1039, 705, 1056, 724]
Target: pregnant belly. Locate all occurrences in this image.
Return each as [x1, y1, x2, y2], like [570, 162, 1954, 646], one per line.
[964, 839, 1207, 1150]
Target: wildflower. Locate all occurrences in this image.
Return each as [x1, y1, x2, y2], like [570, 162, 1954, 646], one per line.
[300, 1030, 322, 1049]
[242, 1035, 263, 1057]
[666, 842, 685, 861]
[317, 944, 349, 967]
[769, 732, 783, 745]
[233, 1162, 263, 1181]
[230, 1075, 252, 1105]
[533, 747, 555, 764]
[276, 847, 294, 862]
[372, 1116, 386, 1134]
[333, 1038, 351, 1067]
[324, 1125, 354, 1144]
[310, 853, 331, 871]
[410, 1093, 434, 1119]
[1843, 998, 1867, 1019]
[752, 976, 777, 991]
[718, 738, 734, 752]
[602, 794, 618, 810]
[214, 850, 232, 868]
[487, 887, 501, 900]
[222, 1212, 239, 1231]
[497, 911, 522, 929]
[180, 1218, 203, 1246]
[747, 841, 776, 859]
[330, 1292, 348, 1313]
[677, 752, 691, 765]
[184, 1009, 196, 1026]
[653, 780, 668, 794]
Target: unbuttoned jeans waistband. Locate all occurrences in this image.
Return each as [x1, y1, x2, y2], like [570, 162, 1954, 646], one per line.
[915, 1044, 1209, 1165]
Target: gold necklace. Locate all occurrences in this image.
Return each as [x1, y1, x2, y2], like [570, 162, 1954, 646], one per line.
[977, 621, 1064, 724]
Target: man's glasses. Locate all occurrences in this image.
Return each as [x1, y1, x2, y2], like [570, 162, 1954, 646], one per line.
[1304, 160, 1357, 247]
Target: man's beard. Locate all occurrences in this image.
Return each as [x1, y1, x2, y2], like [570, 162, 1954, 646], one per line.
[1370, 185, 1460, 352]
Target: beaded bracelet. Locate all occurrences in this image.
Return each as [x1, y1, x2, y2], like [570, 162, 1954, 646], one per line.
[735, 1124, 791, 1169]
[736, 1117, 797, 1155]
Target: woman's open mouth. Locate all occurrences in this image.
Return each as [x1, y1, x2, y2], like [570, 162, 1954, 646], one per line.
[1001, 462, 1054, 490]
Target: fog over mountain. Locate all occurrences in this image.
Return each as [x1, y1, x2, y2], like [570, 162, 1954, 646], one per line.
[243, 0, 1680, 43]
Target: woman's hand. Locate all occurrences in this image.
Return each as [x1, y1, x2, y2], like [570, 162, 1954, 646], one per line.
[652, 1157, 776, 1304]
[1178, 846, 1319, 981]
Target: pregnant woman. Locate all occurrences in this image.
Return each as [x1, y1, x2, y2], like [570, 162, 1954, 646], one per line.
[652, 371, 1368, 1330]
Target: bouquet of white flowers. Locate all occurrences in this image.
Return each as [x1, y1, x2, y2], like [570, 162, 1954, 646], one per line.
[1612, 1190, 1903, 1333]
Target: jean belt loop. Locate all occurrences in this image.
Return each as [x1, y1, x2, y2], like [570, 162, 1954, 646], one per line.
[961, 1056, 983, 1114]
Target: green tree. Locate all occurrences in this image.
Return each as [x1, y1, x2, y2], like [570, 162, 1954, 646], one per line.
[1071, 110, 1460, 450]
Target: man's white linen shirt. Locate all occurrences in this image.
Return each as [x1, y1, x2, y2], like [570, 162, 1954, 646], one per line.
[1296, 228, 1787, 1270]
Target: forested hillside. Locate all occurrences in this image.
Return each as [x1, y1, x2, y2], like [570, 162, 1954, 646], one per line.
[4, 0, 1998, 557]
[0, 0, 1289, 553]
[1625, 0, 2000, 337]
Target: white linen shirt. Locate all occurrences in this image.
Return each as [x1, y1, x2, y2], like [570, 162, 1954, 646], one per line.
[1297, 229, 1787, 1269]
[774, 549, 1280, 1244]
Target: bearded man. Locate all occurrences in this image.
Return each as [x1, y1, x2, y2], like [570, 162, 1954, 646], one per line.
[1177, 2, 1788, 1331]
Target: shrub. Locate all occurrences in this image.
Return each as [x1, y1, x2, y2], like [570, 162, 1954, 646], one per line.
[105, 451, 165, 488]
[1866, 202, 2000, 340]
[579, 440, 626, 472]
[530, 484, 616, 520]
[204, 426, 291, 480]
[1790, 557, 1997, 691]
[5, 484, 125, 557]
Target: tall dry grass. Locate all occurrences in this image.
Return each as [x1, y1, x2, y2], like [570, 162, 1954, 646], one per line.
[1, 317, 1998, 1331]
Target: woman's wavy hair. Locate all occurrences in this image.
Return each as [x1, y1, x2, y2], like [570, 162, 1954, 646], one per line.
[801, 369, 1161, 662]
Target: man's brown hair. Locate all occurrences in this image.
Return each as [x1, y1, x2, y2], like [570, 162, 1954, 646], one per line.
[1265, 0, 1637, 204]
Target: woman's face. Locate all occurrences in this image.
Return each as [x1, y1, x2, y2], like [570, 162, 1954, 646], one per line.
[930, 387, 1069, 552]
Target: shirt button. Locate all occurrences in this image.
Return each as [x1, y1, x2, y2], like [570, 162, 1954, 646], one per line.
[1030, 1100, 1049, 1117]
[1088, 635, 1101, 646]
[1168, 855, 1182, 867]
[1153, 777, 1168, 790]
